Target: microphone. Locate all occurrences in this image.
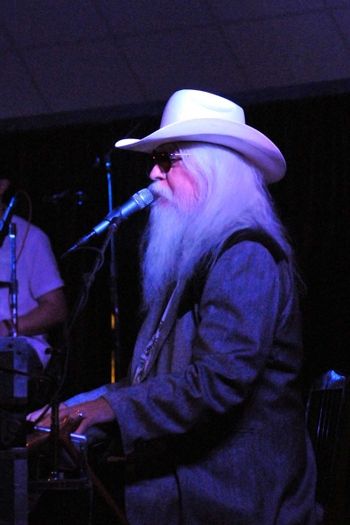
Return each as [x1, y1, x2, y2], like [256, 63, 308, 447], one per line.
[65, 187, 154, 254]
[0, 194, 17, 248]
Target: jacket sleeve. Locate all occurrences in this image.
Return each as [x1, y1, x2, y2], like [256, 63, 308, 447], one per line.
[103, 241, 287, 455]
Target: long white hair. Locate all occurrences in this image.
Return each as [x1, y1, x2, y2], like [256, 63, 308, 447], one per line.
[141, 142, 293, 309]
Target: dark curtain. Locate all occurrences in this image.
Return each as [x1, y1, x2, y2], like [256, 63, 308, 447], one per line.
[1, 92, 349, 397]
[247, 94, 350, 380]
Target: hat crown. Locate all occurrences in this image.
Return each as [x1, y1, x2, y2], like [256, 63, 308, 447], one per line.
[115, 88, 285, 183]
[160, 89, 246, 128]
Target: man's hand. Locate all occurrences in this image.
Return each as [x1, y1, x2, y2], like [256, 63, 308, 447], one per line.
[27, 397, 116, 435]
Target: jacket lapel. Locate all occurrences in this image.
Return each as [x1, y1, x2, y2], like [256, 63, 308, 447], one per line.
[131, 279, 187, 382]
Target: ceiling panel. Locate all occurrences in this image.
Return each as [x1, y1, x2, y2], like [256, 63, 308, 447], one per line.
[121, 27, 247, 100]
[23, 39, 145, 113]
[0, 50, 48, 119]
[332, 7, 350, 47]
[0, 1, 349, 130]
[207, 0, 325, 21]
[0, 29, 11, 52]
[324, 0, 350, 7]
[1, 0, 107, 47]
[96, 0, 213, 36]
[222, 11, 350, 89]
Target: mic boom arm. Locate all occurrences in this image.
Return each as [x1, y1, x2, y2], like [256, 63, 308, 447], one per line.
[64, 187, 154, 255]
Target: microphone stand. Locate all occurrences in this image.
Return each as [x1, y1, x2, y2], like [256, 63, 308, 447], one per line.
[48, 220, 121, 480]
[98, 123, 141, 381]
[103, 154, 121, 383]
[8, 223, 18, 336]
[8, 222, 61, 478]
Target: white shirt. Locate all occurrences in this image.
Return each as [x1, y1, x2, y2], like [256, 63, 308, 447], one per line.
[0, 215, 64, 366]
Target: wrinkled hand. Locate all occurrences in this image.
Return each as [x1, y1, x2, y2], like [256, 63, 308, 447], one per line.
[26, 397, 116, 435]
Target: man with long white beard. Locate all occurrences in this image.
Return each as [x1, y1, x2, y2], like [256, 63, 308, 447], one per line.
[28, 90, 317, 524]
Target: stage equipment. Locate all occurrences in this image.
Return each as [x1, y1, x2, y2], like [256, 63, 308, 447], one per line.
[27, 418, 128, 525]
[64, 186, 153, 254]
[0, 336, 45, 525]
[0, 337, 43, 447]
[0, 447, 27, 525]
[307, 369, 350, 524]
[0, 194, 17, 248]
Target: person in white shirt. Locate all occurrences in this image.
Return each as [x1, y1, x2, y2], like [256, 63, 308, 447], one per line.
[0, 176, 67, 367]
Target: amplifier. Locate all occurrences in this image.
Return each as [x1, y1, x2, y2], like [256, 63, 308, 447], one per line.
[0, 336, 42, 406]
[0, 337, 42, 449]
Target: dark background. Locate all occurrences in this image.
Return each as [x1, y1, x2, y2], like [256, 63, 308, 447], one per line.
[2, 91, 349, 398]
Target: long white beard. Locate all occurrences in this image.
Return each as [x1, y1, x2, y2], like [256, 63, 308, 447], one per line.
[140, 175, 256, 310]
[141, 198, 190, 309]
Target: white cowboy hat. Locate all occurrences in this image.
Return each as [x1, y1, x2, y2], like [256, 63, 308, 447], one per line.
[115, 89, 286, 183]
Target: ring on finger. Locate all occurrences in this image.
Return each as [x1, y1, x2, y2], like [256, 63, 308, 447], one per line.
[73, 411, 85, 418]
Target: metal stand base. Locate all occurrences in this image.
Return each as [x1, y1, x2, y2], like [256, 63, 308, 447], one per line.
[0, 447, 28, 525]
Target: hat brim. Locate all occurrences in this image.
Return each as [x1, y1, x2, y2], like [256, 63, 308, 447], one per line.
[115, 118, 286, 184]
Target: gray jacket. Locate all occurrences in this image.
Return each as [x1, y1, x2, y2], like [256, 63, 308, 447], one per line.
[73, 233, 317, 524]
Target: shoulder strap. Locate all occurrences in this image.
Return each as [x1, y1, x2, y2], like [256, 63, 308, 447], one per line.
[218, 227, 287, 263]
[185, 228, 287, 310]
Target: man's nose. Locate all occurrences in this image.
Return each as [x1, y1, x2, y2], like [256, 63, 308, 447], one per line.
[149, 164, 166, 181]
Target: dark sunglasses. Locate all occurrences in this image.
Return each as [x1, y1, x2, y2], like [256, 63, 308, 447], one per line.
[151, 151, 190, 173]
